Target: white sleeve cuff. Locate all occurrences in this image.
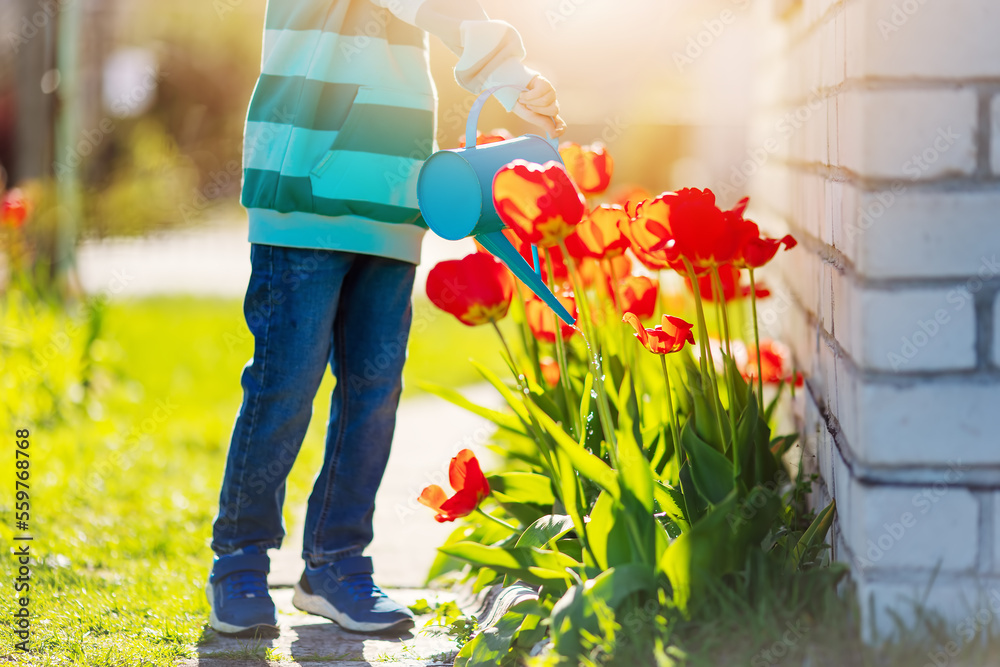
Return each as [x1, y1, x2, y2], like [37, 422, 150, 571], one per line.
[483, 61, 537, 112]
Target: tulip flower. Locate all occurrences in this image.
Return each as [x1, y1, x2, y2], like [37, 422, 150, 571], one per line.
[742, 340, 804, 387]
[612, 185, 652, 219]
[458, 128, 513, 148]
[526, 291, 578, 343]
[615, 276, 659, 320]
[634, 189, 759, 272]
[559, 142, 614, 195]
[418, 449, 491, 523]
[684, 264, 770, 302]
[1, 189, 29, 229]
[623, 312, 694, 355]
[426, 253, 514, 326]
[494, 160, 586, 248]
[563, 205, 631, 260]
[540, 357, 560, 388]
[737, 233, 798, 268]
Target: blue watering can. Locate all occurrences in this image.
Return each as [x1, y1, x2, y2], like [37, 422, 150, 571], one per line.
[416, 86, 577, 326]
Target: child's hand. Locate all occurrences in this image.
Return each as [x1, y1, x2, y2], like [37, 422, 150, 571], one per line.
[514, 75, 567, 138]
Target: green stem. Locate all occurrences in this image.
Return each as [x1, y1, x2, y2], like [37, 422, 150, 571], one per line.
[544, 248, 579, 439]
[475, 506, 517, 532]
[491, 319, 519, 382]
[711, 266, 739, 442]
[682, 257, 727, 447]
[749, 268, 764, 414]
[559, 240, 618, 461]
[607, 256, 644, 403]
[659, 354, 681, 459]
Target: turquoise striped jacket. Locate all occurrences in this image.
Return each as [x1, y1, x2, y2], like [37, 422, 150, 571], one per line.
[241, 0, 536, 264]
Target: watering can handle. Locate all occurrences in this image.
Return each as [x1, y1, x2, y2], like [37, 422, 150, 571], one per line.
[466, 85, 558, 148]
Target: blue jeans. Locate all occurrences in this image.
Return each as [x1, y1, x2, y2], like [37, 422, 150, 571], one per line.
[211, 244, 415, 565]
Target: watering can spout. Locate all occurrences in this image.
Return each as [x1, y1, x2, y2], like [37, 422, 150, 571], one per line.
[416, 84, 575, 326]
[477, 231, 576, 326]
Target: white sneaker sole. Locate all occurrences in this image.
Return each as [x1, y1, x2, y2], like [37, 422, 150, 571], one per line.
[205, 582, 279, 636]
[291, 582, 413, 633]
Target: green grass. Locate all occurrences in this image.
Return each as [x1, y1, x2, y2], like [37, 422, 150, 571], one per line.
[0, 293, 509, 665]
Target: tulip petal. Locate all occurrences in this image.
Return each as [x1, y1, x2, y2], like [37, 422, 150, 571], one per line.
[417, 485, 449, 512]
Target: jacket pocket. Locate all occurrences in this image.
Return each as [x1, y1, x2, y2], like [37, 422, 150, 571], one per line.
[309, 86, 435, 212]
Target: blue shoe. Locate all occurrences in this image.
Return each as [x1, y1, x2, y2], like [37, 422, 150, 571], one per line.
[292, 556, 414, 633]
[206, 546, 279, 637]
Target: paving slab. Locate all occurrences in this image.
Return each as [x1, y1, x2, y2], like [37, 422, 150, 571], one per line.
[185, 589, 458, 667]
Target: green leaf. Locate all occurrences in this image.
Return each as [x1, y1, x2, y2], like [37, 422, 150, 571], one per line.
[653, 481, 689, 532]
[439, 542, 581, 588]
[523, 397, 620, 499]
[471, 360, 533, 425]
[578, 372, 594, 446]
[488, 472, 556, 506]
[455, 610, 526, 667]
[418, 381, 526, 434]
[515, 514, 575, 550]
[585, 491, 633, 569]
[733, 395, 759, 490]
[549, 564, 656, 660]
[789, 499, 837, 571]
[770, 433, 798, 459]
[658, 491, 740, 614]
[680, 421, 735, 506]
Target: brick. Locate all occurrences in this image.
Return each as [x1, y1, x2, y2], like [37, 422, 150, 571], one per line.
[855, 577, 1000, 643]
[839, 89, 978, 180]
[993, 96, 1000, 176]
[848, 190, 1000, 280]
[858, 286, 977, 372]
[855, 380, 1000, 466]
[847, 0, 1000, 79]
[846, 484, 978, 574]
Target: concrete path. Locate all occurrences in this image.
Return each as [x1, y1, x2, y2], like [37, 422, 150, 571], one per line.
[75, 217, 476, 299]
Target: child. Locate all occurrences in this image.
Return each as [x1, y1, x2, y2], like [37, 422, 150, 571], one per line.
[207, 0, 566, 637]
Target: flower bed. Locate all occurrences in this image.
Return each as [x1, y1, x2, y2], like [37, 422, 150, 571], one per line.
[419, 142, 841, 665]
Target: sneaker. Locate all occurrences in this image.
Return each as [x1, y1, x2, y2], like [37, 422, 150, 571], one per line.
[292, 556, 414, 634]
[206, 546, 279, 638]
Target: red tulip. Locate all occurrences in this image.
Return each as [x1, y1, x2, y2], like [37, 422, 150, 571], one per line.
[683, 264, 769, 303]
[458, 128, 513, 148]
[738, 233, 798, 268]
[503, 229, 569, 284]
[540, 357, 560, 388]
[636, 189, 759, 272]
[614, 276, 659, 319]
[427, 253, 515, 326]
[563, 205, 631, 260]
[623, 312, 694, 355]
[526, 291, 578, 343]
[418, 449, 491, 523]
[1, 189, 29, 229]
[559, 142, 614, 195]
[742, 340, 804, 387]
[493, 160, 586, 248]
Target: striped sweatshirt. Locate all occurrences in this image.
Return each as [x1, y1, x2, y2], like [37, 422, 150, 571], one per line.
[241, 0, 538, 264]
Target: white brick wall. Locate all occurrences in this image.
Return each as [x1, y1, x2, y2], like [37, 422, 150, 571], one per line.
[838, 89, 978, 180]
[845, 191, 1000, 280]
[754, 0, 1000, 641]
[847, 483, 978, 573]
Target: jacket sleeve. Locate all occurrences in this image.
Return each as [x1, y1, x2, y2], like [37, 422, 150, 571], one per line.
[369, 0, 537, 111]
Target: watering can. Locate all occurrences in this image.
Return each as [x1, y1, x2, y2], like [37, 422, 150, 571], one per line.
[416, 86, 577, 326]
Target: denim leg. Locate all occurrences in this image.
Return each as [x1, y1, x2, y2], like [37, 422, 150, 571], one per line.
[302, 254, 416, 565]
[212, 244, 353, 555]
